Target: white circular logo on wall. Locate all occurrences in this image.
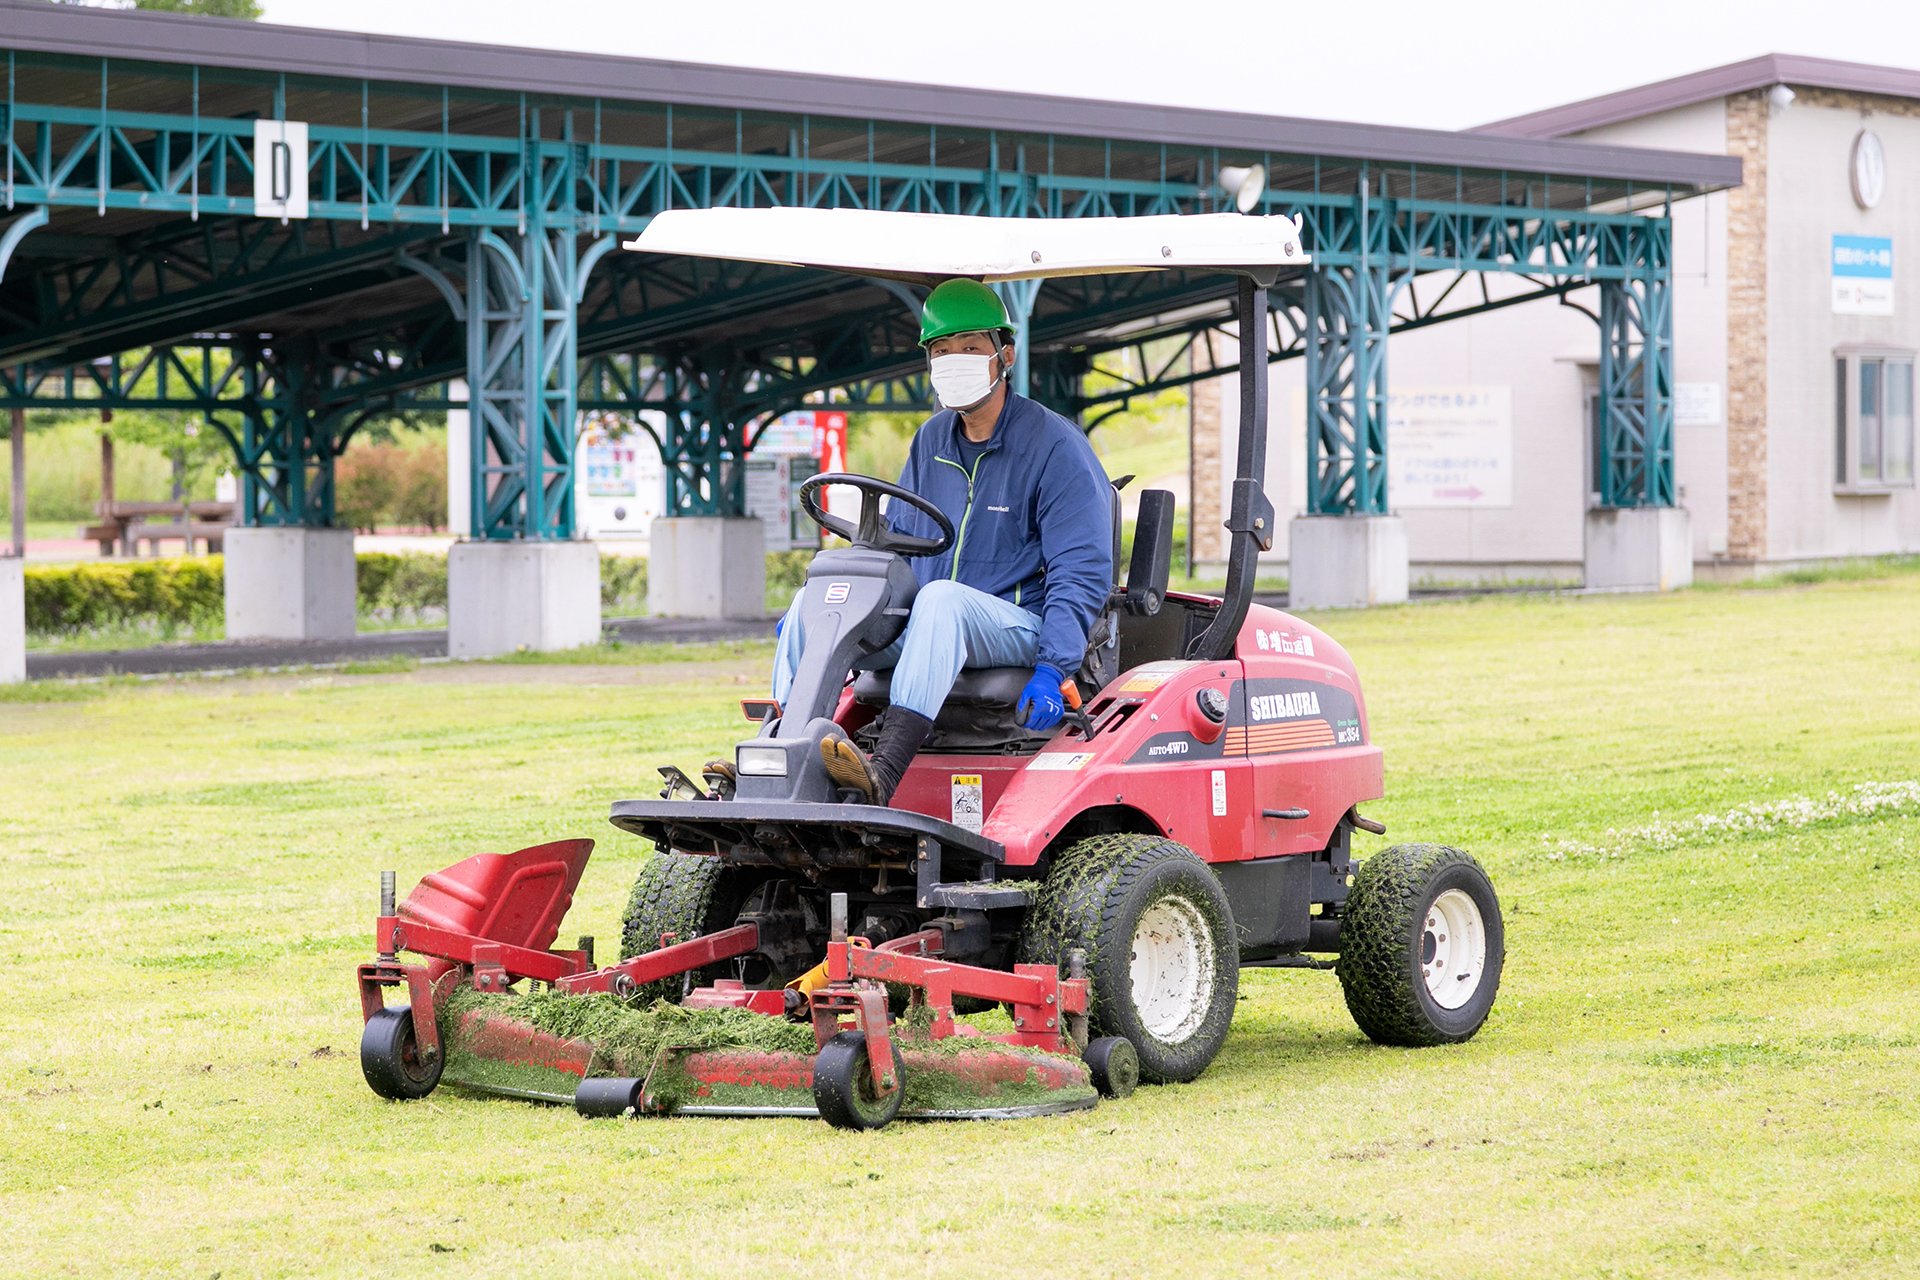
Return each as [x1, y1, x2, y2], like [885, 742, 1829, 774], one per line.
[1850, 130, 1886, 210]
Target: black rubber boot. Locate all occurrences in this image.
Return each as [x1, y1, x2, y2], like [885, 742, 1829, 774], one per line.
[866, 708, 934, 805]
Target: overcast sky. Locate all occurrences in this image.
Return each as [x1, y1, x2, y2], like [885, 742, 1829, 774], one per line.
[259, 0, 1920, 132]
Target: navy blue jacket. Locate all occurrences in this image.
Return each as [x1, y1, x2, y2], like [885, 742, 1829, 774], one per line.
[886, 393, 1114, 674]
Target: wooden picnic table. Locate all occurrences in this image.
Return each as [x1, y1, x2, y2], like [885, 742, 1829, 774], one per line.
[84, 500, 236, 556]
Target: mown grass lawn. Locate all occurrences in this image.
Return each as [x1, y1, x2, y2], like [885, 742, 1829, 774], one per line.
[2, 579, 1916, 1278]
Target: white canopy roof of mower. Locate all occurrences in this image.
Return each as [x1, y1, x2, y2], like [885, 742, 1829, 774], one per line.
[623, 207, 1309, 283]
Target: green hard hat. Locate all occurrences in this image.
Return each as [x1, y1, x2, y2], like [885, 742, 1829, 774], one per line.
[919, 278, 1011, 347]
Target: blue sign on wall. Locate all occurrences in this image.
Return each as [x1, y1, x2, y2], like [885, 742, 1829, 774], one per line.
[1832, 234, 1893, 278]
[1833, 234, 1894, 315]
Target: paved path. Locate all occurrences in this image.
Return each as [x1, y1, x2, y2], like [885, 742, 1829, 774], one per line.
[25, 615, 776, 680]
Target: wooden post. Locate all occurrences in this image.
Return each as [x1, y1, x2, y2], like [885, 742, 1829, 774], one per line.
[8, 408, 23, 559]
[99, 431, 116, 557]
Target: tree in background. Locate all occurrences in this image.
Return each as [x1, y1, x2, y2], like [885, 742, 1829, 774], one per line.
[53, 1, 265, 17]
[135, 0, 263, 13]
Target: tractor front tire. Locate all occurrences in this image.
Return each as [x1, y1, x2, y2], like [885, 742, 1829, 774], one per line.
[1336, 843, 1504, 1047]
[1019, 834, 1238, 1085]
[812, 1031, 907, 1131]
[619, 852, 762, 1004]
[360, 1006, 443, 1101]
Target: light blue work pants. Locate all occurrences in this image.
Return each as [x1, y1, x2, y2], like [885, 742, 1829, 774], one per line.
[773, 578, 1042, 720]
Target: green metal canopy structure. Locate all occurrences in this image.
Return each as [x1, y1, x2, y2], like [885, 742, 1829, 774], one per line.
[0, 0, 1740, 542]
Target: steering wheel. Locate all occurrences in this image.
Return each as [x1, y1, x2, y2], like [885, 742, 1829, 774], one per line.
[799, 472, 954, 557]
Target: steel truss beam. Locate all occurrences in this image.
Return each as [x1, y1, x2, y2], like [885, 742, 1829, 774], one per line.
[0, 61, 1685, 526]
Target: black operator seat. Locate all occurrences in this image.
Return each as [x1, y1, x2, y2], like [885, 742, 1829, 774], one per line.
[851, 487, 1176, 749]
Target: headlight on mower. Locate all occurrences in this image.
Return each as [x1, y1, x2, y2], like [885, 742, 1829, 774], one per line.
[736, 745, 789, 777]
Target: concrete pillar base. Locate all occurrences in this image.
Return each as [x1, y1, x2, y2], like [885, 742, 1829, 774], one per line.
[223, 526, 357, 641]
[648, 517, 767, 619]
[1584, 507, 1692, 591]
[448, 539, 602, 658]
[1, 558, 23, 684]
[1286, 516, 1409, 610]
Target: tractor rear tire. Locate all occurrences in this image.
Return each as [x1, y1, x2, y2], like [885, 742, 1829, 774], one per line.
[1336, 843, 1504, 1047]
[812, 1031, 907, 1131]
[1018, 834, 1238, 1085]
[360, 1006, 443, 1101]
[619, 852, 763, 1004]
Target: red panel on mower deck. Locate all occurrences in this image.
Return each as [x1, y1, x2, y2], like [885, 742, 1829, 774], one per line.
[397, 838, 594, 955]
[889, 601, 1382, 867]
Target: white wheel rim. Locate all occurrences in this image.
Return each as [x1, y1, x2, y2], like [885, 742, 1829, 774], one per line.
[1421, 888, 1487, 1010]
[1129, 895, 1215, 1043]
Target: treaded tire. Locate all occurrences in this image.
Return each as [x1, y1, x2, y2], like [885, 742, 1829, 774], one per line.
[1018, 833, 1238, 1084]
[1084, 1036, 1140, 1099]
[360, 1006, 442, 1101]
[1336, 843, 1504, 1047]
[618, 852, 762, 1003]
[812, 1031, 907, 1131]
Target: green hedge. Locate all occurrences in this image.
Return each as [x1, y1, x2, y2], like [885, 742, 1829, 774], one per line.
[354, 551, 449, 617]
[24, 548, 809, 634]
[24, 557, 225, 634]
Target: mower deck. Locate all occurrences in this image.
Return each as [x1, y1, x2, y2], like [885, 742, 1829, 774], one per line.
[357, 840, 1107, 1129]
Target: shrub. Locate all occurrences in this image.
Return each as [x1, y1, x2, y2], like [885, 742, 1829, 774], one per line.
[335, 449, 400, 533]
[24, 556, 225, 634]
[25, 547, 794, 638]
[355, 551, 448, 621]
[393, 439, 448, 531]
[601, 554, 647, 613]
[335, 438, 448, 532]
[766, 550, 814, 607]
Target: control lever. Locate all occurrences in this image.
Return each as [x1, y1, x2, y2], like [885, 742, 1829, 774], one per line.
[1061, 679, 1096, 740]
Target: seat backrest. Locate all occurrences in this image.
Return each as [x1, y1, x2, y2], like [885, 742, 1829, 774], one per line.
[1123, 489, 1176, 617]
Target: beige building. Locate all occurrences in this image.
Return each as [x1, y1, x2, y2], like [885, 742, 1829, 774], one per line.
[1197, 55, 1919, 582]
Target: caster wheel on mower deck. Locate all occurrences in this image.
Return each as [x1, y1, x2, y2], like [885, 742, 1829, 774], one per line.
[812, 1031, 908, 1131]
[1336, 843, 1505, 1047]
[1083, 1036, 1140, 1099]
[360, 1006, 443, 1100]
[1019, 834, 1238, 1085]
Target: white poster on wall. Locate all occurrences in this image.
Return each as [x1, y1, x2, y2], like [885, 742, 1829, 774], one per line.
[744, 455, 796, 552]
[1386, 386, 1513, 508]
[1674, 383, 1721, 427]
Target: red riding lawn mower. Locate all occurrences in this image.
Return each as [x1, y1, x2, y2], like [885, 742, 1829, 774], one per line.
[356, 208, 1505, 1129]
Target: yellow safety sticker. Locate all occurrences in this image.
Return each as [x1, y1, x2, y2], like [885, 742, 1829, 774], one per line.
[950, 774, 984, 833]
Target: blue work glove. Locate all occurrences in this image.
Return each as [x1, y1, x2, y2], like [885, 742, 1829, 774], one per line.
[1017, 663, 1067, 731]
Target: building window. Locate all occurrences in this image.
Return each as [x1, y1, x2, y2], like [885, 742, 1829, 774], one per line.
[1834, 348, 1915, 492]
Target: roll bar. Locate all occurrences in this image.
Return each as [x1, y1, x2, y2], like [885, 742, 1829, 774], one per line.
[1186, 271, 1276, 661]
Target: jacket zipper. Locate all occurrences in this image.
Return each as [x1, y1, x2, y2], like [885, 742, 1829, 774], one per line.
[935, 453, 985, 580]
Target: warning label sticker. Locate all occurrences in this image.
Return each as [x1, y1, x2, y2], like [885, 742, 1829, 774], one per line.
[950, 774, 983, 833]
[1028, 752, 1095, 772]
[1120, 667, 1179, 692]
[1211, 769, 1227, 817]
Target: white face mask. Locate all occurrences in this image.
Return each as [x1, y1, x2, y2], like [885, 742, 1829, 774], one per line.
[928, 351, 1004, 411]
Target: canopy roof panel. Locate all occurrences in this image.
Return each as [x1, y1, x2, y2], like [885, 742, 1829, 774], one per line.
[0, 0, 1741, 197]
[627, 209, 1311, 284]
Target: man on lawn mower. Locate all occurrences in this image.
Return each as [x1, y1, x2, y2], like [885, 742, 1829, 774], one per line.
[757, 278, 1114, 807]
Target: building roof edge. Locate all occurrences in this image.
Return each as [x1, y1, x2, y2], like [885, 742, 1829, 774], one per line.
[0, 0, 1739, 191]
[1474, 54, 1920, 139]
